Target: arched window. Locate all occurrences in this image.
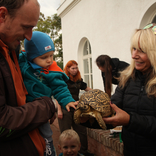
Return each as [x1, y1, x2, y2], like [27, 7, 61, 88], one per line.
[83, 40, 93, 88]
[140, 3, 156, 28]
[152, 15, 156, 23]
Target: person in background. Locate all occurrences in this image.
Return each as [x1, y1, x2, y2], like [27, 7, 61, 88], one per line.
[19, 31, 78, 156]
[57, 60, 94, 156]
[96, 55, 129, 97]
[0, 0, 56, 156]
[82, 23, 156, 156]
[58, 129, 84, 156]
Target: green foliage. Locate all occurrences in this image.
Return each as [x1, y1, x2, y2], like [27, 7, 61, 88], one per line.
[57, 61, 63, 70]
[34, 13, 61, 39]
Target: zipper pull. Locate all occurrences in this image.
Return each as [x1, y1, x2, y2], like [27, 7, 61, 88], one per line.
[141, 86, 144, 91]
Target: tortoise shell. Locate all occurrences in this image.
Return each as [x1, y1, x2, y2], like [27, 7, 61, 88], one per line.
[74, 89, 113, 130]
[77, 89, 111, 114]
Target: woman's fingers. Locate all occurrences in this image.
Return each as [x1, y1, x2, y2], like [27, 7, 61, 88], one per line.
[103, 103, 130, 126]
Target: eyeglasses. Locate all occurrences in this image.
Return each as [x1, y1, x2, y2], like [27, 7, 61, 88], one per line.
[143, 23, 156, 34]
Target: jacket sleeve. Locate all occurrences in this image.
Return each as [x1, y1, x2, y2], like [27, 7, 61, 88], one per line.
[125, 111, 156, 140]
[41, 71, 75, 110]
[0, 96, 55, 140]
[80, 79, 87, 90]
[111, 85, 125, 109]
[119, 61, 129, 71]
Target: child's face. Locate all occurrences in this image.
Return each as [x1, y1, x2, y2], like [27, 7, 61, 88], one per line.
[58, 138, 81, 156]
[33, 51, 54, 69]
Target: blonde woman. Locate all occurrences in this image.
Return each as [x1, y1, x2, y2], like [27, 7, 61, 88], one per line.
[81, 23, 156, 156]
[103, 23, 156, 156]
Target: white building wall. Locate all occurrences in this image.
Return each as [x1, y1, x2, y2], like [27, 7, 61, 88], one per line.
[58, 0, 156, 91]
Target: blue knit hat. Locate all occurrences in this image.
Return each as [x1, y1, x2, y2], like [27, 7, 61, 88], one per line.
[24, 31, 55, 62]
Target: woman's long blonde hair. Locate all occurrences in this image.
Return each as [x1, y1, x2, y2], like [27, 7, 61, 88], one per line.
[64, 60, 81, 82]
[119, 23, 156, 96]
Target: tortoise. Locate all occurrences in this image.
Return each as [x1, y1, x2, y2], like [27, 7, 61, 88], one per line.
[74, 89, 114, 130]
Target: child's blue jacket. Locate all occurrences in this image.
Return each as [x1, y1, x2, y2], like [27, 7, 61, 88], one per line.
[19, 52, 75, 110]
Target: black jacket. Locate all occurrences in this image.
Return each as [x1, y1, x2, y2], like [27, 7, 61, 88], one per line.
[66, 78, 87, 101]
[101, 58, 129, 86]
[111, 70, 156, 156]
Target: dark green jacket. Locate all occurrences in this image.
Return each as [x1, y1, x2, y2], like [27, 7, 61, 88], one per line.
[19, 52, 75, 110]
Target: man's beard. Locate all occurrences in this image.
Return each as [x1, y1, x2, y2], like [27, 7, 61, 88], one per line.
[0, 32, 19, 50]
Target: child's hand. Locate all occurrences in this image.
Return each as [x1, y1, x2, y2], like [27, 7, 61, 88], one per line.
[66, 101, 78, 112]
[57, 109, 63, 119]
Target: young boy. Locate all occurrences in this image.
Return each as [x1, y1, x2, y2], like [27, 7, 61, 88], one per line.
[58, 129, 84, 156]
[19, 31, 77, 156]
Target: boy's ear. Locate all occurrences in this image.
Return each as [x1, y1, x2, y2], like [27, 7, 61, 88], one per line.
[0, 7, 8, 23]
[78, 143, 81, 151]
[58, 144, 62, 151]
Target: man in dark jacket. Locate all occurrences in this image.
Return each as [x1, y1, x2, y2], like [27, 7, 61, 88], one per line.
[0, 0, 56, 155]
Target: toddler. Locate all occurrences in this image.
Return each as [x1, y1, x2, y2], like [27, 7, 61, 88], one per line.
[19, 31, 77, 156]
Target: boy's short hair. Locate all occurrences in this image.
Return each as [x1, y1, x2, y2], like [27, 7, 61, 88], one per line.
[59, 129, 80, 145]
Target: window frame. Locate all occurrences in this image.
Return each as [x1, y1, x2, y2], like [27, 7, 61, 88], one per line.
[82, 40, 93, 88]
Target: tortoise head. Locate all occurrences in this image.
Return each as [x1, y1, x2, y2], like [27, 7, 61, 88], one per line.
[78, 101, 91, 112]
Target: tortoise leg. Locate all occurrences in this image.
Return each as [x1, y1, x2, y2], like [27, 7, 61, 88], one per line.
[94, 111, 107, 130]
[74, 109, 82, 124]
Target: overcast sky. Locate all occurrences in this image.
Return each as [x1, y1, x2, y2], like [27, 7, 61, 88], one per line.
[38, 0, 61, 17]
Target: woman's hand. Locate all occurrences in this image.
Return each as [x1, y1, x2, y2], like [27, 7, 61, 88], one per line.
[66, 101, 79, 112]
[103, 103, 130, 127]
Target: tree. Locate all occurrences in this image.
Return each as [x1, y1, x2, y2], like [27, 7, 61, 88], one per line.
[33, 13, 63, 69]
